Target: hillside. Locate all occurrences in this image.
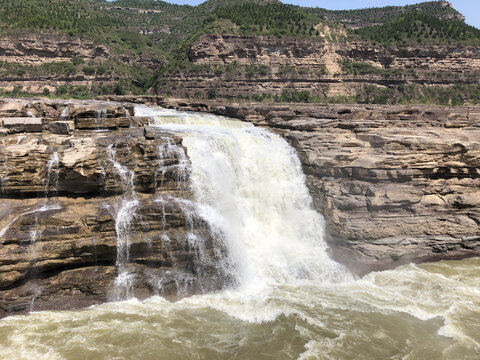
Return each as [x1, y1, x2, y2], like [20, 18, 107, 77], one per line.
[356, 12, 480, 46]
[0, 0, 167, 97]
[310, 1, 465, 28]
[0, 0, 478, 105]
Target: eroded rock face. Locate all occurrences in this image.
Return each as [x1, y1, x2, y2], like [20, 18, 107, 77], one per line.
[0, 99, 231, 317]
[188, 35, 331, 70]
[0, 34, 110, 65]
[161, 35, 480, 100]
[162, 100, 480, 273]
[0, 34, 165, 93]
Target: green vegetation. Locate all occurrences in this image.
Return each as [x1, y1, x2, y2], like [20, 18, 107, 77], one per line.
[276, 89, 314, 103]
[0, 0, 119, 36]
[339, 60, 418, 78]
[107, 0, 187, 10]
[356, 13, 480, 45]
[0, 0, 163, 56]
[278, 65, 328, 77]
[213, 3, 319, 37]
[310, 1, 464, 28]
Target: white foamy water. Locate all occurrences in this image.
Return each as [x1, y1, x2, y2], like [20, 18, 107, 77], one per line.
[139, 106, 350, 291]
[0, 107, 479, 359]
[45, 151, 60, 195]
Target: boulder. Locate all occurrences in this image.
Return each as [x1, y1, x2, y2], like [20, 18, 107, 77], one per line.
[47, 121, 74, 135]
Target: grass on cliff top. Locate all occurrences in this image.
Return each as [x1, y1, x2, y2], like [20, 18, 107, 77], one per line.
[0, 0, 162, 57]
[0, 0, 117, 37]
[356, 12, 480, 45]
[309, 1, 464, 27]
[212, 2, 323, 38]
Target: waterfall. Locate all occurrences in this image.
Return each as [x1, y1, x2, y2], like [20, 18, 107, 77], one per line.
[106, 142, 139, 299]
[155, 137, 191, 192]
[95, 109, 108, 130]
[45, 151, 59, 196]
[107, 143, 135, 196]
[122, 106, 134, 127]
[59, 106, 69, 120]
[135, 106, 350, 293]
[3, 106, 480, 359]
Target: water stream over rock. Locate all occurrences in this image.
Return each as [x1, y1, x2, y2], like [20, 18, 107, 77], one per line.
[0, 105, 479, 359]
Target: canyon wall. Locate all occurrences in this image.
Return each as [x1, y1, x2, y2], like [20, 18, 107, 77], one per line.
[162, 35, 480, 99]
[189, 35, 480, 72]
[2, 33, 479, 101]
[0, 33, 163, 93]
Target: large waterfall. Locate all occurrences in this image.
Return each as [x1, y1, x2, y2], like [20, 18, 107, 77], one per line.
[1, 107, 479, 359]
[137, 106, 350, 292]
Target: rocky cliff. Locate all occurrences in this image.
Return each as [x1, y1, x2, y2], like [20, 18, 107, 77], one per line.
[0, 33, 164, 94]
[189, 35, 480, 72]
[159, 98, 480, 274]
[0, 98, 230, 317]
[162, 35, 480, 102]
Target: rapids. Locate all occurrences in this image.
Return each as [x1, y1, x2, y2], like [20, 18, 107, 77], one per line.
[0, 107, 479, 359]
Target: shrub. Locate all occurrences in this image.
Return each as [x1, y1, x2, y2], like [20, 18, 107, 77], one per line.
[82, 66, 96, 76]
[96, 65, 107, 76]
[55, 85, 68, 96]
[70, 57, 84, 66]
[207, 86, 217, 99]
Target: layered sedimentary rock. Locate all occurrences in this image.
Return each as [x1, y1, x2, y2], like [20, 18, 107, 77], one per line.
[161, 99, 480, 273]
[0, 34, 110, 65]
[0, 99, 229, 317]
[0, 34, 163, 93]
[162, 35, 480, 99]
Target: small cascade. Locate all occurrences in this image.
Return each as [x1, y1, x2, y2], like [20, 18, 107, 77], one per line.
[26, 111, 35, 118]
[155, 137, 191, 192]
[112, 199, 139, 300]
[106, 142, 139, 299]
[0, 204, 60, 240]
[0, 155, 9, 193]
[27, 217, 43, 311]
[122, 106, 133, 127]
[45, 152, 60, 197]
[95, 109, 108, 131]
[149, 194, 236, 296]
[59, 107, 69, 120]
[106, 144, 135, 196]
[0, 203, 61, 312]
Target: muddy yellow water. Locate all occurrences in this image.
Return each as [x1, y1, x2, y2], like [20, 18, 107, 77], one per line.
[1, 258, 479, 360]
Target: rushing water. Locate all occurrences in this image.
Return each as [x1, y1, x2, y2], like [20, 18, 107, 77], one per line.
[1, 107, 479, 359]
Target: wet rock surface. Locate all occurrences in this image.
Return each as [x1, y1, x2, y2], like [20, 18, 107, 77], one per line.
[0, 98, 230, 317]
[162, 99, 480, 274]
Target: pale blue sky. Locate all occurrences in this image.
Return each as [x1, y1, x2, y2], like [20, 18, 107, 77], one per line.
[168, 1, 480, 28]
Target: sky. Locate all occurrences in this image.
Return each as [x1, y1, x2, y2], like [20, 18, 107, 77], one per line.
[167, 0, 480, 29]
